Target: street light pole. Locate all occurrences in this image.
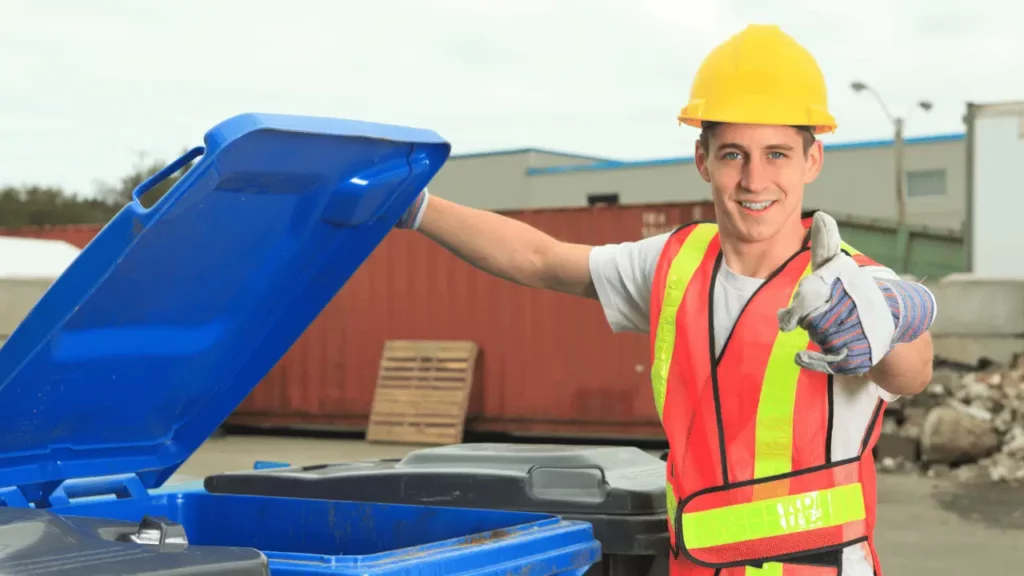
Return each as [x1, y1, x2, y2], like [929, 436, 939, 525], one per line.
[893, 116, 906, 225]
[850, 81, 932, 228]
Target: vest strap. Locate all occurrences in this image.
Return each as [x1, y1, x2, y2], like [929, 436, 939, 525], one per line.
[676, 459, 869, 568]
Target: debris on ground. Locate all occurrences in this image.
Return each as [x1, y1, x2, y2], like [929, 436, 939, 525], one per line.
[877, 354, 1024, 485]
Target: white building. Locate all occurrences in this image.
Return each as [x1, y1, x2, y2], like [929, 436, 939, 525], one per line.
[428, 133, 966, 230]
[0, 236, 82, 346]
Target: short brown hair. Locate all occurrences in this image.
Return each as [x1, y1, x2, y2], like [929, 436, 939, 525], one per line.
[698, 122, 816, 155]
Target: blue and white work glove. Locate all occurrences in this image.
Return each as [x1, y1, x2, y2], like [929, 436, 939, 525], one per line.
[395, 188, 430, 230]
[777, 212, 936, 375]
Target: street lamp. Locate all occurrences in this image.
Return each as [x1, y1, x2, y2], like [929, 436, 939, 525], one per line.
[850, 81, 933, 226]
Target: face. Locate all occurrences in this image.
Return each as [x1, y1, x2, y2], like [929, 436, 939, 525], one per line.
[694, 123, 823, 245]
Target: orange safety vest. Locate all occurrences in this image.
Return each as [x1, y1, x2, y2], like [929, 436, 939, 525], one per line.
[649, 214, 886, 576]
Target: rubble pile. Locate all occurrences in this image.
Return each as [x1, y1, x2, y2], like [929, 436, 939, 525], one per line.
[877, 355, 1024, 484]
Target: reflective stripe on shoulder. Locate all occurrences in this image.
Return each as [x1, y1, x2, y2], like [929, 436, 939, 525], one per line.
[841, 241, 879, 268]
[651, 222, 718, 420]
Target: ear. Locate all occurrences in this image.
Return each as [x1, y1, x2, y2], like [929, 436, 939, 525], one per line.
[804, 140, 824, 184]
[694, 139, 711, 183]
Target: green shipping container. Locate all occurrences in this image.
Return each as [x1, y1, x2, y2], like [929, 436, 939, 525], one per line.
[833, 214, 965, 280]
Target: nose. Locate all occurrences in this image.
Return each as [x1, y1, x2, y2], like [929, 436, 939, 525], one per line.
[740, 156, 771, 194]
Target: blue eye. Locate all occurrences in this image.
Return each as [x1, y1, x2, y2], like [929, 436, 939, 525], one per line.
[723, 152, 742, 160]
[769, 151, 786, 159]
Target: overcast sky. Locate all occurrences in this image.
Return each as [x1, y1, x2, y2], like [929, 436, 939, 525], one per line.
[2, 0, 1022, 196]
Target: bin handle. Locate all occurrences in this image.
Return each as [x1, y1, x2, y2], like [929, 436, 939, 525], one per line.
[525, 464, 610, 503]
[132, 146, 206, 205]
[45, 473, 149, 507]
[0, 486, 28, 507]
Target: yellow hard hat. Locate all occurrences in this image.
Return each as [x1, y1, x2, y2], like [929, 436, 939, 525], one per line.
[678, 24, 837, 134]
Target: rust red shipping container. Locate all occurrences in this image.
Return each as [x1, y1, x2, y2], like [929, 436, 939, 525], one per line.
[1, 201, 715, 440]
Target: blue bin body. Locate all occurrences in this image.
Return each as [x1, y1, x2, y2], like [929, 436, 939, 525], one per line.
[0, 113, 601, 575]
[50, 491, 600, 575]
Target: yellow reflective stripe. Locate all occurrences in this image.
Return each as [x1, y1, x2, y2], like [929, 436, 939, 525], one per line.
[747, 263, 812, 575]
[666, 481, 678, 539]
[746, 563, 783, 576]
[650, 223, 718, 420]
[682, 483, 867, 550]
[841, 241, 862, 256]
[752, 263, 813, 481]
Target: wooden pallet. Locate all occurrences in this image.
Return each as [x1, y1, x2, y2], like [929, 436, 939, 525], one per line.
[365, 339, 479, 445]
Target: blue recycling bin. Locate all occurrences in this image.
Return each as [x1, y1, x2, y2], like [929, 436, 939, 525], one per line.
[47, 490, 599, 575]
[0, 113, 601, 575]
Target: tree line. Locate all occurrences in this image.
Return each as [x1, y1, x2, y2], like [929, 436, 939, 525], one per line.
[0, 151, 194, 229]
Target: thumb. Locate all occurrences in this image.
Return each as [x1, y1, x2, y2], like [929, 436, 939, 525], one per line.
[810, 212, 842, 271]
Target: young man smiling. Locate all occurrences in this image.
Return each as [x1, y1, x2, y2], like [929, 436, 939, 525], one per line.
[396, 24, 936, 576]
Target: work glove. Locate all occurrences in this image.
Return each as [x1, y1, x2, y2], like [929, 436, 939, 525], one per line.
[395, 188, 430, 230]
[777, 212, 935, 375]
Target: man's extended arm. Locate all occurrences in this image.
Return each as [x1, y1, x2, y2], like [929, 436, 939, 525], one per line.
[407, 191, 598, 299]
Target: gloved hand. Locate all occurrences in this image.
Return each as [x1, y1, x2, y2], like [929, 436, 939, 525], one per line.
[395, 188, 429, 230]
[777, 212, 935, 375]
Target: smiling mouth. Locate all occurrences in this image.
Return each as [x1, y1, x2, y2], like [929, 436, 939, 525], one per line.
[739, 200, 776, 212]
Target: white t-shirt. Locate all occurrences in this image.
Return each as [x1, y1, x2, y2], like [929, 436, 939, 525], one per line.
[588, 231, 892, 576]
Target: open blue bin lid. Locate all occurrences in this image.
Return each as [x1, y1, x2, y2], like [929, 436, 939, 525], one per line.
[0, 113, 450, 507]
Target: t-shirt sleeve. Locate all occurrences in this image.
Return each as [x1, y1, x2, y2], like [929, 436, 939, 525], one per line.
[587, 232, 670, 334]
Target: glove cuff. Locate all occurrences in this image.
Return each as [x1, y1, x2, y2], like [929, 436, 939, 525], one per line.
[397, 188, 430, 230]
[875, 278, 937, 344]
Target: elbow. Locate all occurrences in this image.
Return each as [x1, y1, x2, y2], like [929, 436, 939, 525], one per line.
[875, 366, 931, 398]
[531, 240, 594, 297]
[873, 332, 934, 397]
[902, 361, 933, 396]
[489, 240, 553, 290]
[520, 242, 553, 289]
[908, 332, 935, 395]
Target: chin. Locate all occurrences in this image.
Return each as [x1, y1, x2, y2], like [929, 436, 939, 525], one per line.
[722, 211, 782, 241]
[735, 226, 784, 244]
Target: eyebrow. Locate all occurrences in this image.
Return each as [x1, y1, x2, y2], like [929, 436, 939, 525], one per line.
[716, 142, 796, 153]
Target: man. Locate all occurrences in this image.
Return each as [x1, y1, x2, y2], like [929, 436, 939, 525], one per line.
[395, 24, 935, 576]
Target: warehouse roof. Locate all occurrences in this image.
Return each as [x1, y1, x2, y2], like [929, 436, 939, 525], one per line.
[525, 132, 966, 175]
[0, 235, 82, 280]
[449, 147, 614, 162]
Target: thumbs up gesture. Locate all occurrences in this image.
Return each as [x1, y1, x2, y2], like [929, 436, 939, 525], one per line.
[777, 212, 898, 375]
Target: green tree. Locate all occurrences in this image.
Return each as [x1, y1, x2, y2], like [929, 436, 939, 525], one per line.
[0, 149, 195, 228]
[0, 186, 119, 228]
[95, 149, 196, 208]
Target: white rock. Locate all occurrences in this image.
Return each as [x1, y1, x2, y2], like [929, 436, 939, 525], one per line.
[921, 404, 1001, 464]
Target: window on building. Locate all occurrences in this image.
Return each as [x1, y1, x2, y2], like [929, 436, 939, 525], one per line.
[906, 169, 947, 197]
[587, 193, 619, 207]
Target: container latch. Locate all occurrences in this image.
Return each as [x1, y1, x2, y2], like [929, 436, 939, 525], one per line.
[42, 473, 149, 508]
[118, 515, 189, 550]
[0, 486, 28, 507]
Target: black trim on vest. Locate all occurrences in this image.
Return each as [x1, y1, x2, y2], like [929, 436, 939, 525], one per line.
[707, 252, 729, 485]
[825, 374, 835, 463]
[708, 243, 812, 490]
[861, 399, 885, 455]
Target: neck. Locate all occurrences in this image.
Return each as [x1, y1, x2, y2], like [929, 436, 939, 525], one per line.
[720, 220, 806, 279]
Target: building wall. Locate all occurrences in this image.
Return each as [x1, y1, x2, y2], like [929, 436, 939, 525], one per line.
[527, 160, 704, 208]
[425, 149, 603, 211]
[806, 137, 965, 229]
[0, 278, 54, 347]
[432, 135, 968, 230]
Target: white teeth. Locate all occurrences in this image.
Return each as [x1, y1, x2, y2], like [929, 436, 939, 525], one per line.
[741, 200, 775, 211]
